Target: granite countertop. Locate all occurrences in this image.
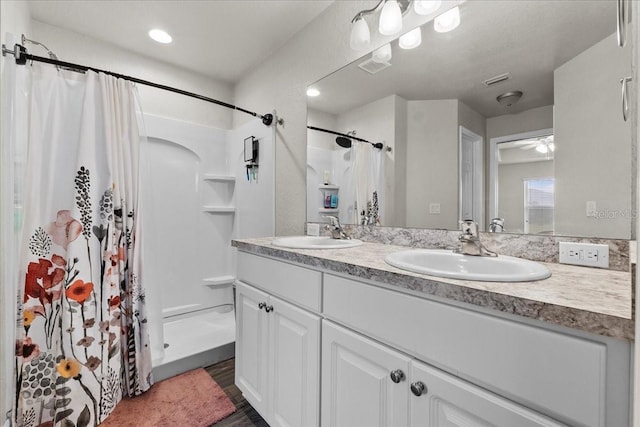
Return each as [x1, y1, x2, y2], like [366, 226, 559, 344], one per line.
[233, 237, 634, 341]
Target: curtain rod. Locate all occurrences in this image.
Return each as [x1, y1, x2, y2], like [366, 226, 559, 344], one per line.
[307, 125, 388, 151]
[2, 42, 281, 127]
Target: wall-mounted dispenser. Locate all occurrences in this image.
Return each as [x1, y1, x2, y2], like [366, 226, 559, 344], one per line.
[244, 136, 259, 182]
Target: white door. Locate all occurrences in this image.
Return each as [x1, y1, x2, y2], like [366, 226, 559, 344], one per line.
[409, 360, 565, 427]
[321, 321, 411, 427]
[235, 282, 270, 416]
[268, 296, 321, 427]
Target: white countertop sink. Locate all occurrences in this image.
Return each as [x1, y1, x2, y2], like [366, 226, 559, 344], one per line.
[385, 249, 551, 282]
[272, 236, 363, 250]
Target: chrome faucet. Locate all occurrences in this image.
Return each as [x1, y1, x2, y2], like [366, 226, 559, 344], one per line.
[489, 217, 505, 233]
[323, 215, 351, 240]
[456, 220, 497, 257]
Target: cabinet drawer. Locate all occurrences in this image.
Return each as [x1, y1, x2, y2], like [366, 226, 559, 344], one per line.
[237, 252, 322, 312]
[323, 274, 606, 427]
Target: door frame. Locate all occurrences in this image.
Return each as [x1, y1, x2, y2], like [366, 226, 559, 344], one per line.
[488, 128, 554, 223]
[458, 126, 485, 228]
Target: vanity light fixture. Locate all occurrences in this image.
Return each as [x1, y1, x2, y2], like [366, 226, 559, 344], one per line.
[148, 29, 173, 44]
[306, 88, 320, 97]
[350, 17, 371, 50]
[414, 0, 442, 16]
[379, 0, 404, 35]
[399, 27, 422, 49]
[372, 43, 393, 63]
[349, 0, 411, 51]
[434, 6, 460, 33]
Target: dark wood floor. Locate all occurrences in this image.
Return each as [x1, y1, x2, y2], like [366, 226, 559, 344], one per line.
[206, 358, 269, 427]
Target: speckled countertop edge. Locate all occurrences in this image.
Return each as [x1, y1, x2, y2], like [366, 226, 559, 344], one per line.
[233, 238, 634, 341]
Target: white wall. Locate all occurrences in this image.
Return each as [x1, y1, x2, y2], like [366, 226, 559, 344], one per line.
[232, 0, 454, 235]
[555, 33, 632, 239]
[307, 108, 337, 150]
[406, 100, 459, 229]
[30, 21, 234, 129]
[486, 105, 554, 142]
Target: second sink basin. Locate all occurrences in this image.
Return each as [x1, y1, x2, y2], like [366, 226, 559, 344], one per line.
[385, 249, 551, 282]
[272, 236, 363, 249]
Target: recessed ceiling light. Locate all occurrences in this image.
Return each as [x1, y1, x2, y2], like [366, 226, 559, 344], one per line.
[307, 88, 320, 97]
[148, 29, 172, 44]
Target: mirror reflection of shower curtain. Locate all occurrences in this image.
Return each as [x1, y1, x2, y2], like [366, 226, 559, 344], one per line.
[353, 143, 384, 225]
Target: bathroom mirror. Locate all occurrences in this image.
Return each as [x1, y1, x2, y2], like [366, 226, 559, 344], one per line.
[306, 0, 634, 239]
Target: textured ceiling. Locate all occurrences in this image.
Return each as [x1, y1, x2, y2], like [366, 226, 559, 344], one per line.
[307, 0, 616, 118]
[27, 0, 334, 84]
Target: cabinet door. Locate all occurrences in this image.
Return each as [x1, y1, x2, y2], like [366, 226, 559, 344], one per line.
[409, 360, 565, 427]
[268, 296, 321, 427]
[321, 321, 411, 427]
[235, 282, 270, 416]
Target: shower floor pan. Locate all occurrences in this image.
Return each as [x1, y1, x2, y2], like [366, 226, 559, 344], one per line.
[152, 306, 235, 382]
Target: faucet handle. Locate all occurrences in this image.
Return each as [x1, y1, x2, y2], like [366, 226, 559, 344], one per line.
[323, 215, 341, 228]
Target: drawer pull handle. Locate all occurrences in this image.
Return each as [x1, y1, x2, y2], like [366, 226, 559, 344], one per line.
[410, 381, 427, 397]
[258, 302, 266, 310]
[390, 370, 405, 383]
[265, 305, 274, 313]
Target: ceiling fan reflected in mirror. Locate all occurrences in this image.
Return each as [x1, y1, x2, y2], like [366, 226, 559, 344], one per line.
[513, 135, 555, 153]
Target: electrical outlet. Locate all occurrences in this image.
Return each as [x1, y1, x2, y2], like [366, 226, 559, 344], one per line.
[306, 223, 320, 236]
[429, 203, 441, 214]
[559, 242, 609, 268]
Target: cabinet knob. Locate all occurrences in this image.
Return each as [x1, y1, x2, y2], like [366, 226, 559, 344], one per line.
[265, 305, 274, 313]
[390, 370, 405, 383]
[258, 302, 266, 310]
[410, 381, 427, 397]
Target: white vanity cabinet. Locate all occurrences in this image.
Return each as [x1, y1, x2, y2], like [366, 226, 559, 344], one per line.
[321, 321, 411, 427]
[322, 320, 563, 427]
[235, 251, 631, 427]
[235, 254, 322, 427]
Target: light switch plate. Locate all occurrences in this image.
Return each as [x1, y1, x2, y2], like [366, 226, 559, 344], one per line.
[429, 203, 441, 214]
[559, 242, 609, 268]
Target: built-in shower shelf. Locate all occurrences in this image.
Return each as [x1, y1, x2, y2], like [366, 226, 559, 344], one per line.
[319, 208, 339, 213]
[203, 174, 236, 182]
[203, 275, 236, 287]
[203, 206, 236, 213]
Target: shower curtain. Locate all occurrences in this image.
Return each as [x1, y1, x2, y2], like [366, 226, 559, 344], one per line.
[14, 64, 152, 427]
[353, 142, 384, 225]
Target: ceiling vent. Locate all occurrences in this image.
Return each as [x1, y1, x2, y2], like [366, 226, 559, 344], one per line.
[483, 72, 511, 87]
[358, 57, 392, 74]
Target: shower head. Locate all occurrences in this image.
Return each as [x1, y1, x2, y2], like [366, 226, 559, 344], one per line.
[336, 136, 352, 148]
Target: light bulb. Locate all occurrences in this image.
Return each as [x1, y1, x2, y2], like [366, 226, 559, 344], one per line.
[399, 27, 422, 49]
[148, 29, 172, 44]
[413, 0, 442, 16]
[372, 43, 392, 63]
[434, 6, 460, 33]
[306, 88, 320, 97]
[350, 17, 371, 50]
[379, 0, 403, 36]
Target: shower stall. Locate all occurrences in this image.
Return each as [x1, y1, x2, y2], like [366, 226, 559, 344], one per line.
[142, 114, 275, 381]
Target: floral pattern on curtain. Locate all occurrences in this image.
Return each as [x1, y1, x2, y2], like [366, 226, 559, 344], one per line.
[14, 66, 153, 427]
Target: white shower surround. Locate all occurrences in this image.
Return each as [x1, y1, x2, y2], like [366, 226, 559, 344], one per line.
[140, 113, 275, 377]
